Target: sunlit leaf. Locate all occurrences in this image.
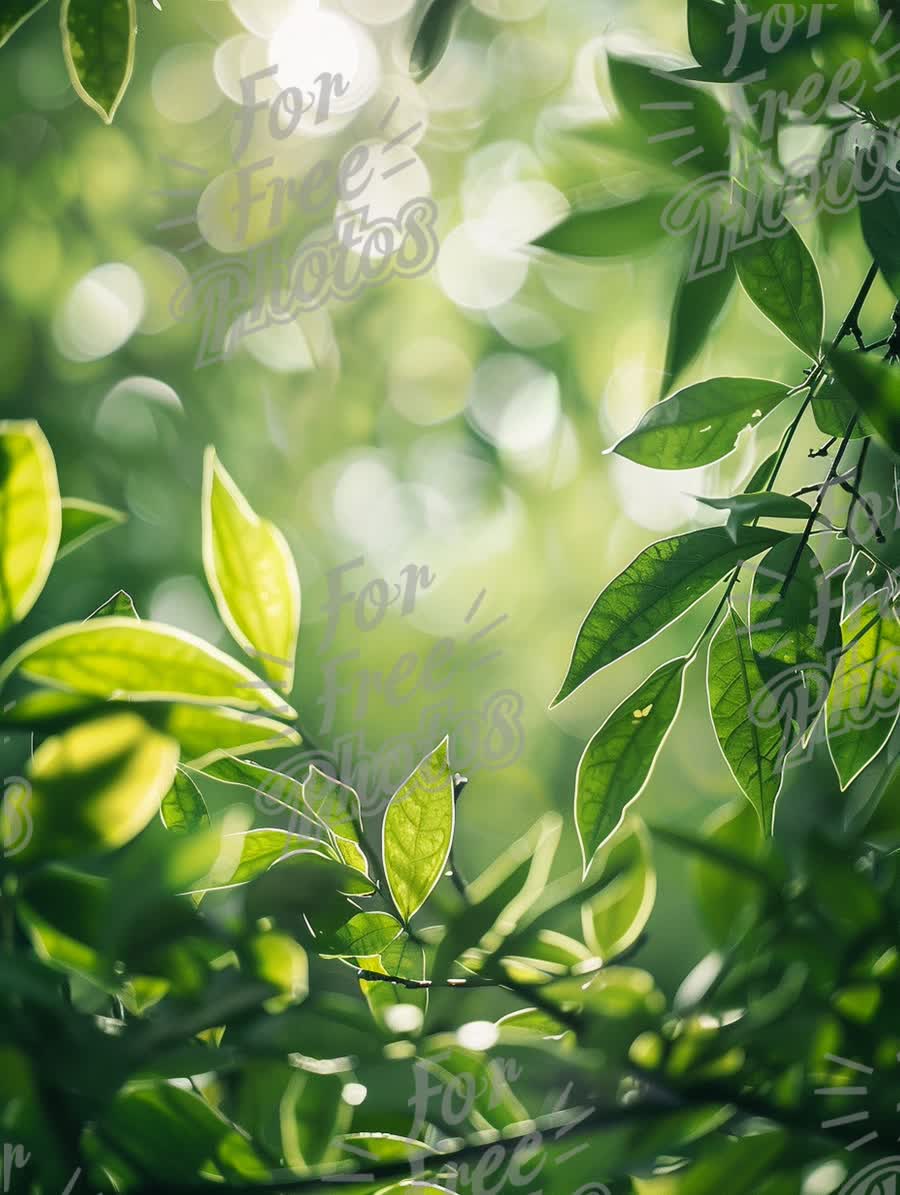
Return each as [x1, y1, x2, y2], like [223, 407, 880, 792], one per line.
[6, 712, 178, 865]
[612, 378, 790, 470]
[58, 498, 125, 560]
[304, 765, 368, 876]
[554, 526, 788, 704]
[159, 705, 301, 769]
[382, 738, 455, 922]
[694, 492, 811, 542]
[191, 829, 322, 893]
[160, 767, 210, 834]
[708, 607, 786, 832]
[60, 0, 136, 124]
[313, 910, 403, 958]
[576, 657, 688, 871]
[359, 933, 428, 1031]
[534, 193, 670, 258]
[0, 618, 296, 716]
[0, 419, 61, 631]
[734, 219, 825, 359]
[827, 590, 900, 790]
[831, 347, 900, 455]
[582, 817, 656, 962]
[280, 1070, 348, 1170]
[202, 447, 300, 693]
[88, 589, 139, 619]
[686, 0, 735, 76]
[0, 0, 49, 48]
[410, 0, 465, 81]
[244, 932, 308, 1012]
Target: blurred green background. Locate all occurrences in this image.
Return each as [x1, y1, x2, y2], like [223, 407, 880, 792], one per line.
[2, 0, 897, 1006]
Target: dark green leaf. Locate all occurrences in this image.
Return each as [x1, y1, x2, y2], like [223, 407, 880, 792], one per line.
[88, 588, 139, 619]
[812, 372, 873, 440]
[708, 607, 786, 832]
[554, 525, 789, 704]
[534, 193, 670, 259]
[0, 0, 49, 48]
[831, 347, 900, 455]
[859, 177, 900, 301]
[246, 849, 376, 924]
[160, 768, 210, 834]
[734, 220, 825, 359]
[61, 0, 136, 124]
[827, 589, 900, 789]
[410, 0, 465, 82]
[694, 491, 811, 542]
[612, 378, 790, 470]
[382, 737, 454, 922]
[687, 0, 734, 75]
[662, 257, 736, 393]
[58, 498, 125, 560]
[576, 657, 688, 870]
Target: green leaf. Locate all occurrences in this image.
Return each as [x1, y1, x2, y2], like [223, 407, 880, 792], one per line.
[303, 765, 369, 876]
[686, 0, 734, 76]
[831, 347, 900, 455]
[0, 0, 49, 47]
[244, 932, 308, 1011]
[749, 537, 841, 728]
[694, 491, 811, 542]
[246, 849, 376, 924]
[6, 712, 178, 865]
[88, 588, 139, 619]
[743, 450, 779, 494]
[708, 607, 786, 832]
[0, 419, 61, 631]
[382, 738, 455, 922]
[827, 590, 900, 790]
[693, 800, 763, 948]
[192, 830, 322, 893]
[57, 498, 125, 560]
[606, 53, 728, 177]
[662, 258, 736, 393]
[60, 0, 136, 124]
[860, 180, 900, 301]
[280, 1070, 348, 1170]
[197, 756, 312, 828]
[0, 618, 296, 716]
[159, 705, 301, 769]
[410, 0, 465, 81]
[734, 220, 825, 359]
[612, 378, 790, 470]
[534, 193, 670, 259]
[576, 657, 688, 871]
[160, 768, 210, 834]
[313, 910, 403, 958]
[582, 817, 656, 962]
[554, 525, 788, 704]
[812, 372, 872, 440]
[202, 447, 300, 693]
[359, 933, 428, 1031]
[633, 1130, 786, 1193]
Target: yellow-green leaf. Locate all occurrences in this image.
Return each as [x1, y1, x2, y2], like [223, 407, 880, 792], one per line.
[0, 420, 61, 632]
[303, 766, 368, 875]
[582, 818, 656, 962]
[160, 768, 210, 834]
[203, 447, 300, 694]
[60, 0, 136, 124]
[160, 705, 301, 769]
[0, 618, 296, 716]
[382, 738, 455, 922]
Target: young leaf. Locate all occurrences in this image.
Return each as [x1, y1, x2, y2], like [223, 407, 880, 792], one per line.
[160, 768, 210, 834]
[694, 492, 811, 542]
[662, 258, 736, 394]
[197, 757, 314, 831]
[534, 194, 669, 259]
[831, 347, 900, 455]
[87, 589, 139, 619]
[382, 738, 455, 922]
[0, 618, 297, 717]
[160, 705, 301, 770]
[202, 447, 300, 694]
[58, 498, 125, 560]
[303, 766, 368, 876]
[0, 0, 49, 48]
[553, 525, 788, 704]
[410, 0, 465, 81]
[582, 817, 656, 961]
[575, 657, 688, 872]
[0, 420, 61, 632]
[60, 0, 136, 124]
[313, 910, 403, 958]
[826, 590, 900, 790]
[612, 378, 790, 470]
[8, 713, 179, 865]
[734, 221, 825, 359]
[708, 607, 786, 833]
[190, 830, 324, 894]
